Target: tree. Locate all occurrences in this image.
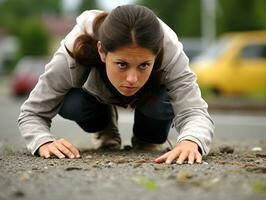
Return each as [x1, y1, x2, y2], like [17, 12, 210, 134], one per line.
[19, 19, 50, 56]
[0, 0, 61, 34]
[216, 0, 266, 35]
[137, 0, 201, 37]
[0, 0, 60, 72]
[138, 0, 266, 37]
[78, 0, 99, 13]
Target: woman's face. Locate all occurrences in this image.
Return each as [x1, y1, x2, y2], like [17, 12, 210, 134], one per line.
[97, 42, 156, 96]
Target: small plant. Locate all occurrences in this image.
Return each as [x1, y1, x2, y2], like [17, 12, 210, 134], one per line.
[133, 175, 157, 191]
[252, 181, 266, 193]
[3, 146, 16, 156]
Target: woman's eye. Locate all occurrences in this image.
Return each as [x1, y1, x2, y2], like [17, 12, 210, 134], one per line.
[139, 63, 149, 70]
[117, 62, 127, 69]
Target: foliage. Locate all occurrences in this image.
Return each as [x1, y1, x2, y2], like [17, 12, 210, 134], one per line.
[0, 0, 61, 35]
[137, 0, 201, 37]
[216, 0, 266, 35]
[78, 0, 99, 13]
[137, 0, 266, 37]
[0, 0, 60, 72]
[18, 19, 50, 56]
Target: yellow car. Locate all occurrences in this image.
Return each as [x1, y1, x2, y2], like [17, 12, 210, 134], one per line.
[191, 31, 266, 96]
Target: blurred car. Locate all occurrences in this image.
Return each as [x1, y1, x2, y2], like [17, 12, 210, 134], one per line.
[10, 56, 48, 96]
[191, 30, 266, 96]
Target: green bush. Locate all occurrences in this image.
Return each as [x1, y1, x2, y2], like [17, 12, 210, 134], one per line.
[18, 19, 50, 57]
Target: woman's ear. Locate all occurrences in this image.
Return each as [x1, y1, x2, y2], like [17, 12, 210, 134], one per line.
[97, 41, 106, 63]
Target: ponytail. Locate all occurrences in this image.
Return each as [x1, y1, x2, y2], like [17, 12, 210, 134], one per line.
[66, 12, 108, 67]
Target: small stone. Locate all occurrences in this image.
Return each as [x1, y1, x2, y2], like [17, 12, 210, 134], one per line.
[202, 161, 209, 165]
[85, 155, 93, 159]
[135, 159, 147, 164]
[154, 164, 167, 170]
[20, 173, 30, 182]
[65, 167, 83, 171]
[176, 170, 194, 183]
[252, 147, 262, 152]
[202, 177, 221, 189]
[256, 153, 266, 158]
[255, 159, 264, 164]
[116, 158, 130, 164]
[106, 162, 114, 167]
[219, 145, 234, 154]
[133, 163, 142, 168]
[13, 190, 25, 197]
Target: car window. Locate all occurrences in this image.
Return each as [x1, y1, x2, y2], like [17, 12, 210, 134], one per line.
[195, 36, 230, 60]
[240, 44, 266, 59]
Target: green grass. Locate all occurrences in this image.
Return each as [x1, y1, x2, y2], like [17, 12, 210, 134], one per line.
[133, 176, 157, 191]
[252, 181, 266, 193]
[3, 146, 16, 156]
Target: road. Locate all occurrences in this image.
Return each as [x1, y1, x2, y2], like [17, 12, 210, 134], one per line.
[0, 95, 266, 152]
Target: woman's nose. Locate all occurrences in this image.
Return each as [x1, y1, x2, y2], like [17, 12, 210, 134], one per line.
[126, 70, 138, 84]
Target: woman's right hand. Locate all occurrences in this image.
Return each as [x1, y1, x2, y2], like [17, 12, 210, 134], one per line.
[38, 138, 80, 159]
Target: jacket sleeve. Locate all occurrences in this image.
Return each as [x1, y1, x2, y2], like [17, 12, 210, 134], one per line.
[159, 19, 215, 155]
[18, 49, 73, 155]
[17, 10, 100, 155]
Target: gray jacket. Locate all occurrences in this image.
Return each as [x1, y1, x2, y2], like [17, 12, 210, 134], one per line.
[18, 10, 214, 156]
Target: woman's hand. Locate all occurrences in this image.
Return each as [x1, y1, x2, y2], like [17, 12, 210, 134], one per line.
[155, 140, 202, 164]
[38, 138, 80, 159]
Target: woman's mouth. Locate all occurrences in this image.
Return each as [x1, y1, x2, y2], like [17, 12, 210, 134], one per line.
[120, 86, 138, 94]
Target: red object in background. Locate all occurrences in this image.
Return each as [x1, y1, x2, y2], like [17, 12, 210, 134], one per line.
[10, 57, 48, 96]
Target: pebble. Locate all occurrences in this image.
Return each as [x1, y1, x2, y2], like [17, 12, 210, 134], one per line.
[20, 173, 30, 182]
[65, 167, 83, 171]
[256, 153, 266, 158]
[133, 163, 142, 168]
[106, 162, 114, 168]
[176, 170, 194, 183]
[13, 190, 25, 197]
[202, 177, 221, 189]
[251, 147, 262, 152]
[85, 155, 93, 159]
[255, 159, 264, 164]
[154, 164, 167, 170]
[219, 145, 234, 154]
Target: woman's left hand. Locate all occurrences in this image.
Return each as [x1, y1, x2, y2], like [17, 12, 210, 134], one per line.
[155, 140, 202, 165]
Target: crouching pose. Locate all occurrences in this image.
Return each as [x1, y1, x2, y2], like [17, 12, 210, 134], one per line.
[18, 5, 214, 164]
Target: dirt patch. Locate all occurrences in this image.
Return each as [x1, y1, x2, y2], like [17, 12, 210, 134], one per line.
[0, 143, 266, 200]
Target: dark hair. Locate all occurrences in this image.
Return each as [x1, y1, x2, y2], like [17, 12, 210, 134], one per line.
[69, 5, 164, 107]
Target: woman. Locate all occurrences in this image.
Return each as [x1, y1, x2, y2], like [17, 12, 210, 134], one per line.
[18, 5, 214, 165]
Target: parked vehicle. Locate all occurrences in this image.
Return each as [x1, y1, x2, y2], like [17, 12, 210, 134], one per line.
[191, 31, 266, 96]
[10, 56, 48, 96]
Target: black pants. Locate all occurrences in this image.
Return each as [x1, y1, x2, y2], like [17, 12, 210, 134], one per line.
[59, 88, 174, 144]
